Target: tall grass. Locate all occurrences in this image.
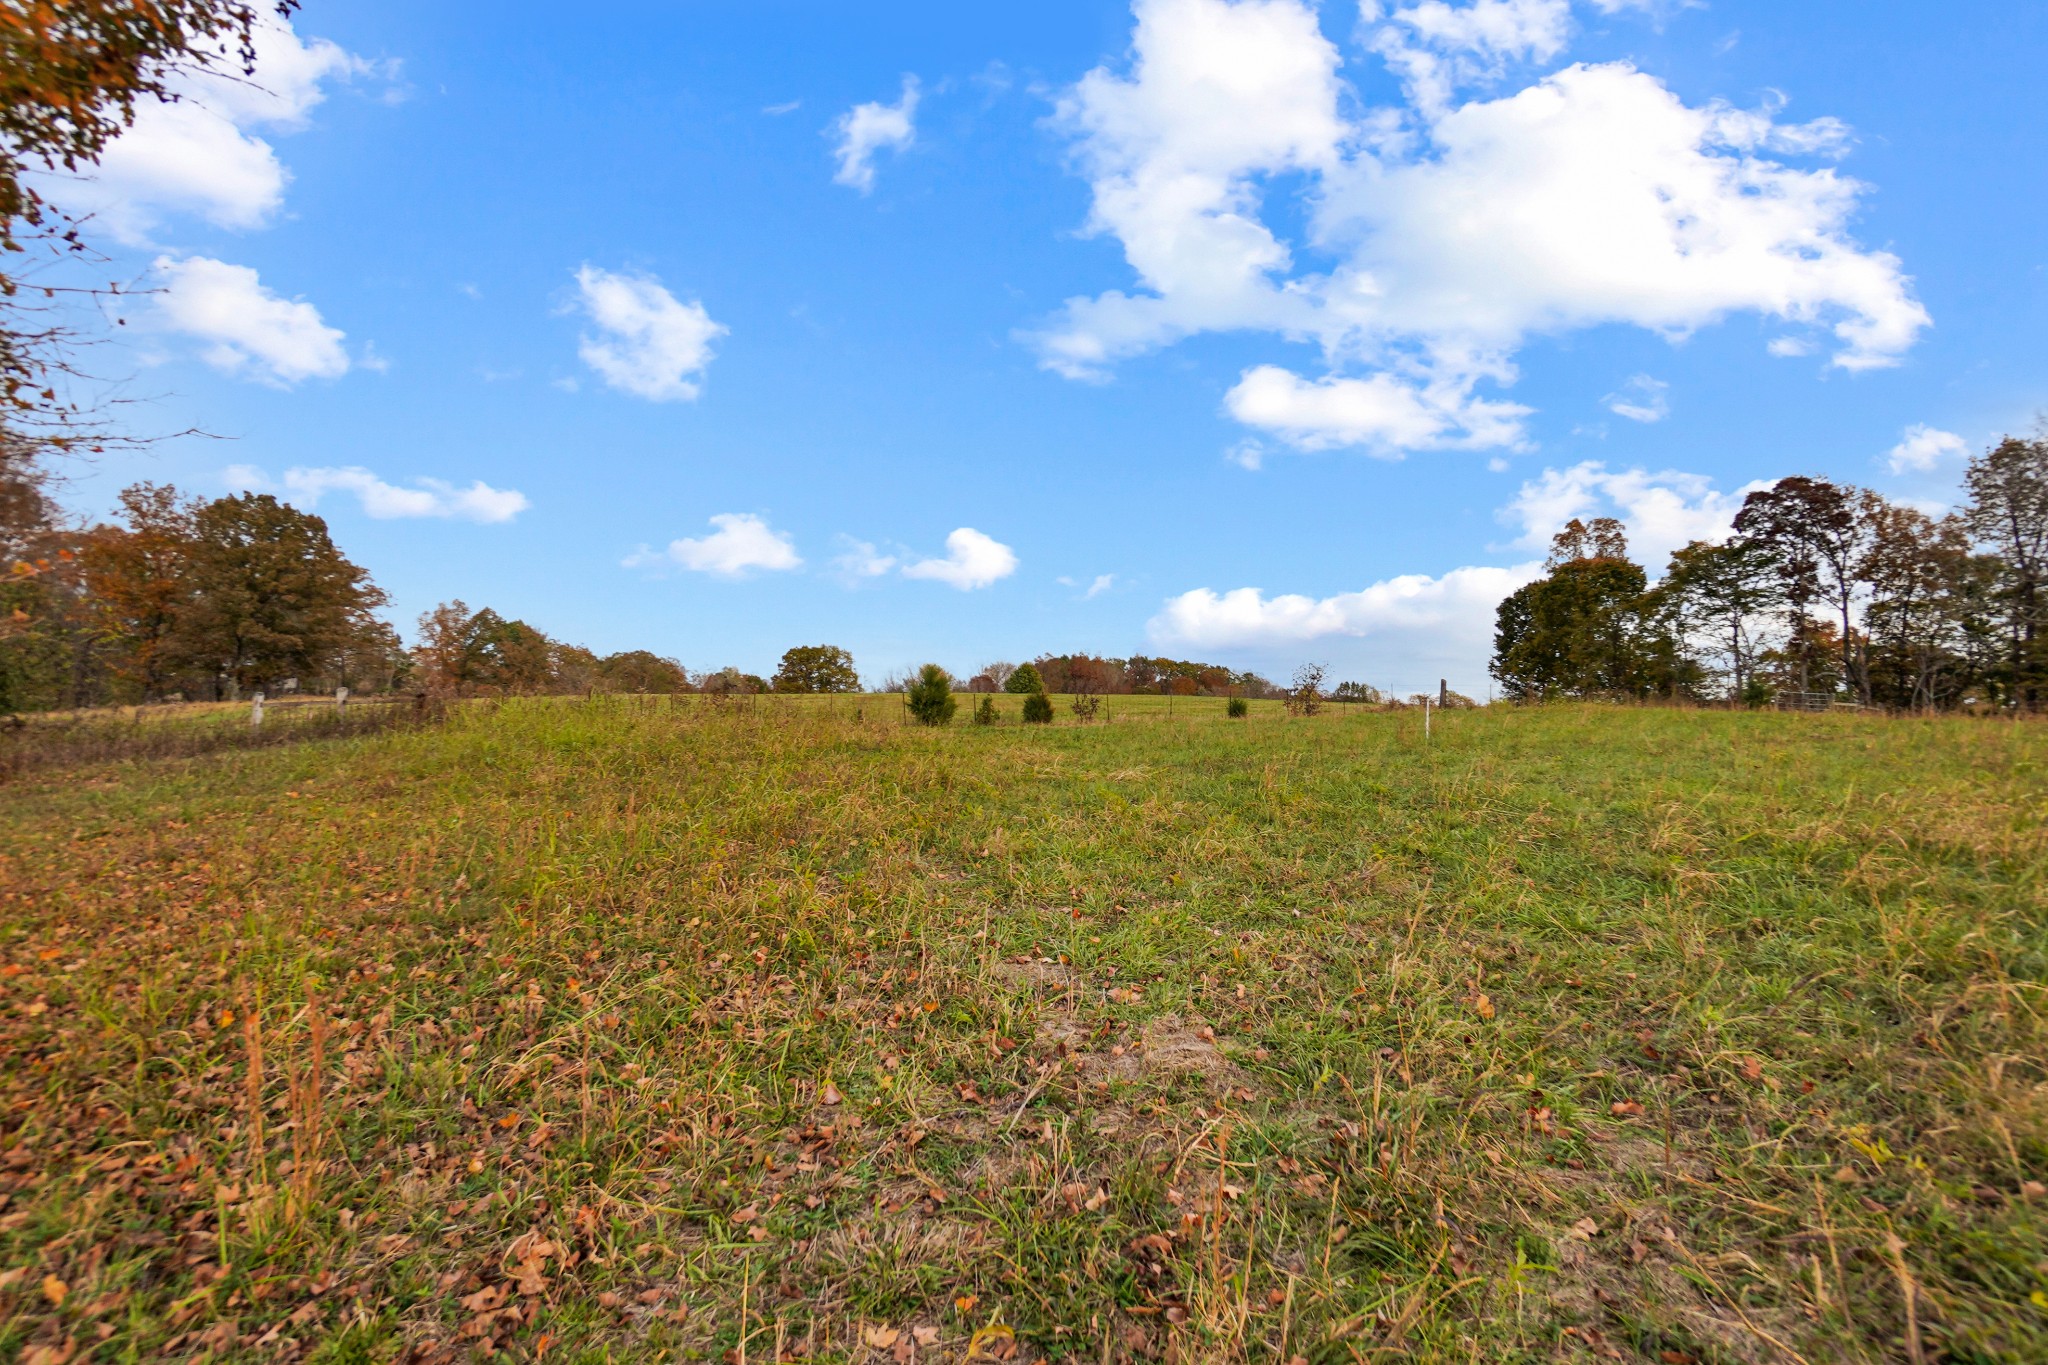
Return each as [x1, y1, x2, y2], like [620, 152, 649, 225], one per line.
[0, 697, 2041, 1363]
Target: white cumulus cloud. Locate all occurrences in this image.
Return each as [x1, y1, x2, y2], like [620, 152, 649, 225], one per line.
[226, 465, 528, 522]
[572, 266, 726, 402]
[1150, 564, 1537, 647]
[1031, 0, 1928, 454]
[1502, 460, 1762, 567]
[629, 514, 801, 578]
[1148, 562, 1538, 694]
[47, 17, 377, 243]
[1226, 363, 1530, 453]
[1885, 424, 1967, 475]
[901, 528, 1019, 590]
[153, 255, 349, 386]
[831, 77, 920, 193]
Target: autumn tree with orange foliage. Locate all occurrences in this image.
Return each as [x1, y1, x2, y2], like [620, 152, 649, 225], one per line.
[81, 482, 196, 700]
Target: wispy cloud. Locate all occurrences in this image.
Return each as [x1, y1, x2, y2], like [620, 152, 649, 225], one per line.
[1603, 375, 1670, 423]
[226, 464, 528, 523]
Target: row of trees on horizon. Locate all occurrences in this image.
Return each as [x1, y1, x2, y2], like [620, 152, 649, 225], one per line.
[1493, 433, 2048, 711]
[2, 464, 1327, 712]
[11, 433, 2045, 716]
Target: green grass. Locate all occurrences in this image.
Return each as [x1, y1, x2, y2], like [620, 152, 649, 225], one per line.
[0, 697, 2043, 1363]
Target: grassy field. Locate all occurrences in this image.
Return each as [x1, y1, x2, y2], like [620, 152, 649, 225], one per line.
[0, 697, 2043, 1364]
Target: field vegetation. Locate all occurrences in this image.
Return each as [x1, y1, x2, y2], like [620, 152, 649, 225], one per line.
[1, 698, 2043, 1363]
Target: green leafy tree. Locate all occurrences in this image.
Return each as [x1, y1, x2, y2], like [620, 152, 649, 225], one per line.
[1663, 537, 1779, 701]
[906, 663, 956, 726]
[1858, 496, 1987, 711]
[1491, 520, 1688, 702]
[1004, 662, 1044, 694]
[773, 644, 860, 693]
[170, 493, 386, 698]
[466, 611, 555, 693]
[973, 695, 998, 726]
[1963, 435, 2048, 707]
[1734, 478, 1865, 698]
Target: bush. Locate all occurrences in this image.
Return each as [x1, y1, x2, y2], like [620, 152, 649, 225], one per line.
[1022, 691, 1054, 724]
[1070, 693, 1101, 723]
[973, 695, 998, 726]
[1005, 662, 1045, 694]
[906, 664, 957, 726]
[1227, 696, 1249, 718]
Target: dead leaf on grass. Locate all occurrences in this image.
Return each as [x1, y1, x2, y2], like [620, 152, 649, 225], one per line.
[967, 1323, 1016, 1360]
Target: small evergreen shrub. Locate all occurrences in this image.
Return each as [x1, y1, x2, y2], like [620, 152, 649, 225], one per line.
[1227, 696, 1249, 718]
[1022, 691, 1054, 724]
[973, 695, 998, 726]
[906, 664, 957, 726]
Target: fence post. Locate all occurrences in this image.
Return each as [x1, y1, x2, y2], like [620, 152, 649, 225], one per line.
[336, 686, 349, 712]
[1423, 695, 1430, 742]
[251, 691, 265, 729]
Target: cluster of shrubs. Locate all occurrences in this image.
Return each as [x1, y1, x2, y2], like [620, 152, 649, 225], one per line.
[906, 663, 1057, 727]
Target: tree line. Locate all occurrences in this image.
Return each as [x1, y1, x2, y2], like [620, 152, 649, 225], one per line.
[0, 470, 712, 711]
[961, 655, 1302, 699]
[1492, 434, 2048, 710]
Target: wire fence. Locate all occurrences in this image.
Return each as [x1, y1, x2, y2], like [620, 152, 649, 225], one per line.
[0, 693, 431, 784]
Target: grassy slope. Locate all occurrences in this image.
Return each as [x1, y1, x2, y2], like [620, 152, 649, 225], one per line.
[0, 699, 2043, 1364]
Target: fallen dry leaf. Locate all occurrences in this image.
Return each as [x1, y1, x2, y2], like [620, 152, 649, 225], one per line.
[820, 1081, 843, 1106]
[1567, 1218, 1599, 1240]
[41, 1275, 67, 1306]
[460, 1284, 506, 1313]
[1474, 993, 1496, 1020]
[966, 1323, 1016, 1360]
[864, 1325, 901, 1349]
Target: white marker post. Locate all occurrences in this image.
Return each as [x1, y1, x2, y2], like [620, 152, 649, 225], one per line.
[251, 691, 265, 728]
[336, 686, 349, 712]
[1423, 695, 1431, 742]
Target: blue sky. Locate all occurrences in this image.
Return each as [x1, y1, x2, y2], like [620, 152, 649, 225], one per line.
[48, 0, 2048, 694]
